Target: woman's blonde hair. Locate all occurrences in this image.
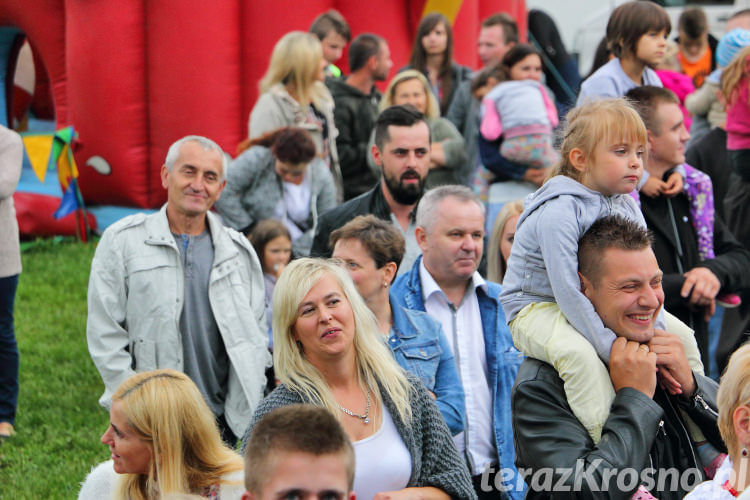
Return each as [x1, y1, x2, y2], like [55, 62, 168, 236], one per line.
[551, 98, 647, 182]
[487, 200, 524, 283]
[380, 70, 440, 119]
[112, 370, 243, 500]
[721, 46, 750, 107]
[717, 343, 750, 456]
[259, 31, 329, 109]
[272, 258, 412, 424]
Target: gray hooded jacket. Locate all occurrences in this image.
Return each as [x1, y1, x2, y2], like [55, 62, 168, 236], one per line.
[499, 176, 663, 363]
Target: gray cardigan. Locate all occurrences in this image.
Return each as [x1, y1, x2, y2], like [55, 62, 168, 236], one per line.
[215, 146, 336, 257]
[241, 377, 477, 500]
[0, 125, 22, 278]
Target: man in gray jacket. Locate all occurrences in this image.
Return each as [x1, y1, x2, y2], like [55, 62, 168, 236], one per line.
[86, 135, 270, 445]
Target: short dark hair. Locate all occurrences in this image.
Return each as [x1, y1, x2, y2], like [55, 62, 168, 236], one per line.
[244, 405, 355, 494]
[373, 105, 430, 150]
[678, 7, 708, 40]
[578, 215, 653, 284]
[349, 33, 383, 72]
[624, 85, 680, 133]
[606, 1, 671, 58]
[482, 12, 519, 45]
[502, 43, 542, 71]
[247, 127, 316, 165]
[309, 9, 351, 42]
[330, 214, 406, 272]
[249, 219, 291, 267]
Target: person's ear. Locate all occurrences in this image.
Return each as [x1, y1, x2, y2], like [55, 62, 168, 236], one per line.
[371, 144, 383, 167]
[733, 405, 750, 455]
[415, 226, 428, 252]
[579, 271, 593, 299]
[161, 165, 170, 189]
[568, 148, 587, 175]
[382, 261, 397, 287]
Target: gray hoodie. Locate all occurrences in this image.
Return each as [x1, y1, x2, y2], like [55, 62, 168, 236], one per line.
[499, 175, 664, 363]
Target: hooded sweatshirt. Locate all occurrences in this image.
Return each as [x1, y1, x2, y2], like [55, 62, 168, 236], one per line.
[499, 175, 664, 363]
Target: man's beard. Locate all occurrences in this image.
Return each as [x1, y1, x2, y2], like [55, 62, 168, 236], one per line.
[383, 169, 425, 205]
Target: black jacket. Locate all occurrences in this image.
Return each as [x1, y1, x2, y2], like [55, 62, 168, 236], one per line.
[309, 184, 391, 257]
[512, 358, 724, 500]
[640, 191, 750, 363]
[326, 77, 382, 200]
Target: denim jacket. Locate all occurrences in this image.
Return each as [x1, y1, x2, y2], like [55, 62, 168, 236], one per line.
[388, 299, 465, 435]
[391, 256, 525, 500]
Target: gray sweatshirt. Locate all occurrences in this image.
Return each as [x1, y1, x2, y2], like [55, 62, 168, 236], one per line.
[499, 175, 664, 363]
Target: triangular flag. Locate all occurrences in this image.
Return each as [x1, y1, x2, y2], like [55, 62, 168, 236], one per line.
[57, 143, 79, 189]
[20, 134, 53, 183]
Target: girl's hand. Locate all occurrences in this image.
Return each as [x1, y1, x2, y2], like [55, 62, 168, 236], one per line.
[640, 176, 665, 197]
[660, 171, 684, 197]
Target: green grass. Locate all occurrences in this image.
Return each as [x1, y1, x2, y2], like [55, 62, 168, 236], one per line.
[0, 239, 109, 499]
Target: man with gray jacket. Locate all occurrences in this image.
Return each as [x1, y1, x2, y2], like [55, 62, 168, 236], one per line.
[86, 135, 270, 445]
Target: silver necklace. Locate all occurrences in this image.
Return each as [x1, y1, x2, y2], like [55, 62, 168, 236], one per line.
[337, 390, 371, 424]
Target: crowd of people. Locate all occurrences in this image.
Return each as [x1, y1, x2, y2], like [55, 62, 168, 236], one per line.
[3, 1, 749, 499]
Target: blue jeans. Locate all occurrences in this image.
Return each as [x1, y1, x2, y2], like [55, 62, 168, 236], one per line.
[0, 274, 19, 425]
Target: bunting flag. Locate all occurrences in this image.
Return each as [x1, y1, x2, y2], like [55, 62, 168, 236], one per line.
[20, 126, 86, 222]
[20, 133, 53, 183]
[421, 0, 463, 24]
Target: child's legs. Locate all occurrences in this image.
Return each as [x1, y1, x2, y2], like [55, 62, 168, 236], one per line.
[510, 302, 614, 442]
[500, 134, 558, 169]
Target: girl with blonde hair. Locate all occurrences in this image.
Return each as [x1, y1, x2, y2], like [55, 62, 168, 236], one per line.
[367, 70, 467, 188]
[241, 258, 475, 500]
[249, 31, 342, 200]
[78, 370, 244, 500]
[486, 199, 524, 283]
[500, 98, 703, 445]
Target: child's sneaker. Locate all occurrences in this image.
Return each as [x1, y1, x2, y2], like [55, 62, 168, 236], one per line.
[716, 293, 742, 308]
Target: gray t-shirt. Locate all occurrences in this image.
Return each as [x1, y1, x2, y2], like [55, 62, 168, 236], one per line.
[173, 230, 229, 417]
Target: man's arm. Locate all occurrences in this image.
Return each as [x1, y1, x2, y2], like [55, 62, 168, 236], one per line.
[512, 342, 662, 500]
[86, 230, 134, 408]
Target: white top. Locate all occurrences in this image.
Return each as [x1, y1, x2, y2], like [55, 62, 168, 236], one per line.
[280, 170, 311, 241]
[419, 259, 495, 475]
[78, 460, 246, 500]
[352, 405, 412, 500]
[685, 456, 736, 500]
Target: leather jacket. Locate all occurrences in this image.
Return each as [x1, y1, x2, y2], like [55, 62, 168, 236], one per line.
[511, 358, 725, 500]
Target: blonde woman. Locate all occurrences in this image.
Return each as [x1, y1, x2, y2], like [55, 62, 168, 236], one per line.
[78, 370, 244, 500]
[367, 70, 467, 188]
[241, 258, 475, 500]
[249, 31, 342, 200]
[486, 199, 523, 283]
[686, 343, 749, 499]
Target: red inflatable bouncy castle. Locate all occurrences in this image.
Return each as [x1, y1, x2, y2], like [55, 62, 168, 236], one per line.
[1, 0, 525, 214]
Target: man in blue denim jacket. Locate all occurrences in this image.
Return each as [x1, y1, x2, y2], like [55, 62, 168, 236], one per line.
[391, 185, 525, 500]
